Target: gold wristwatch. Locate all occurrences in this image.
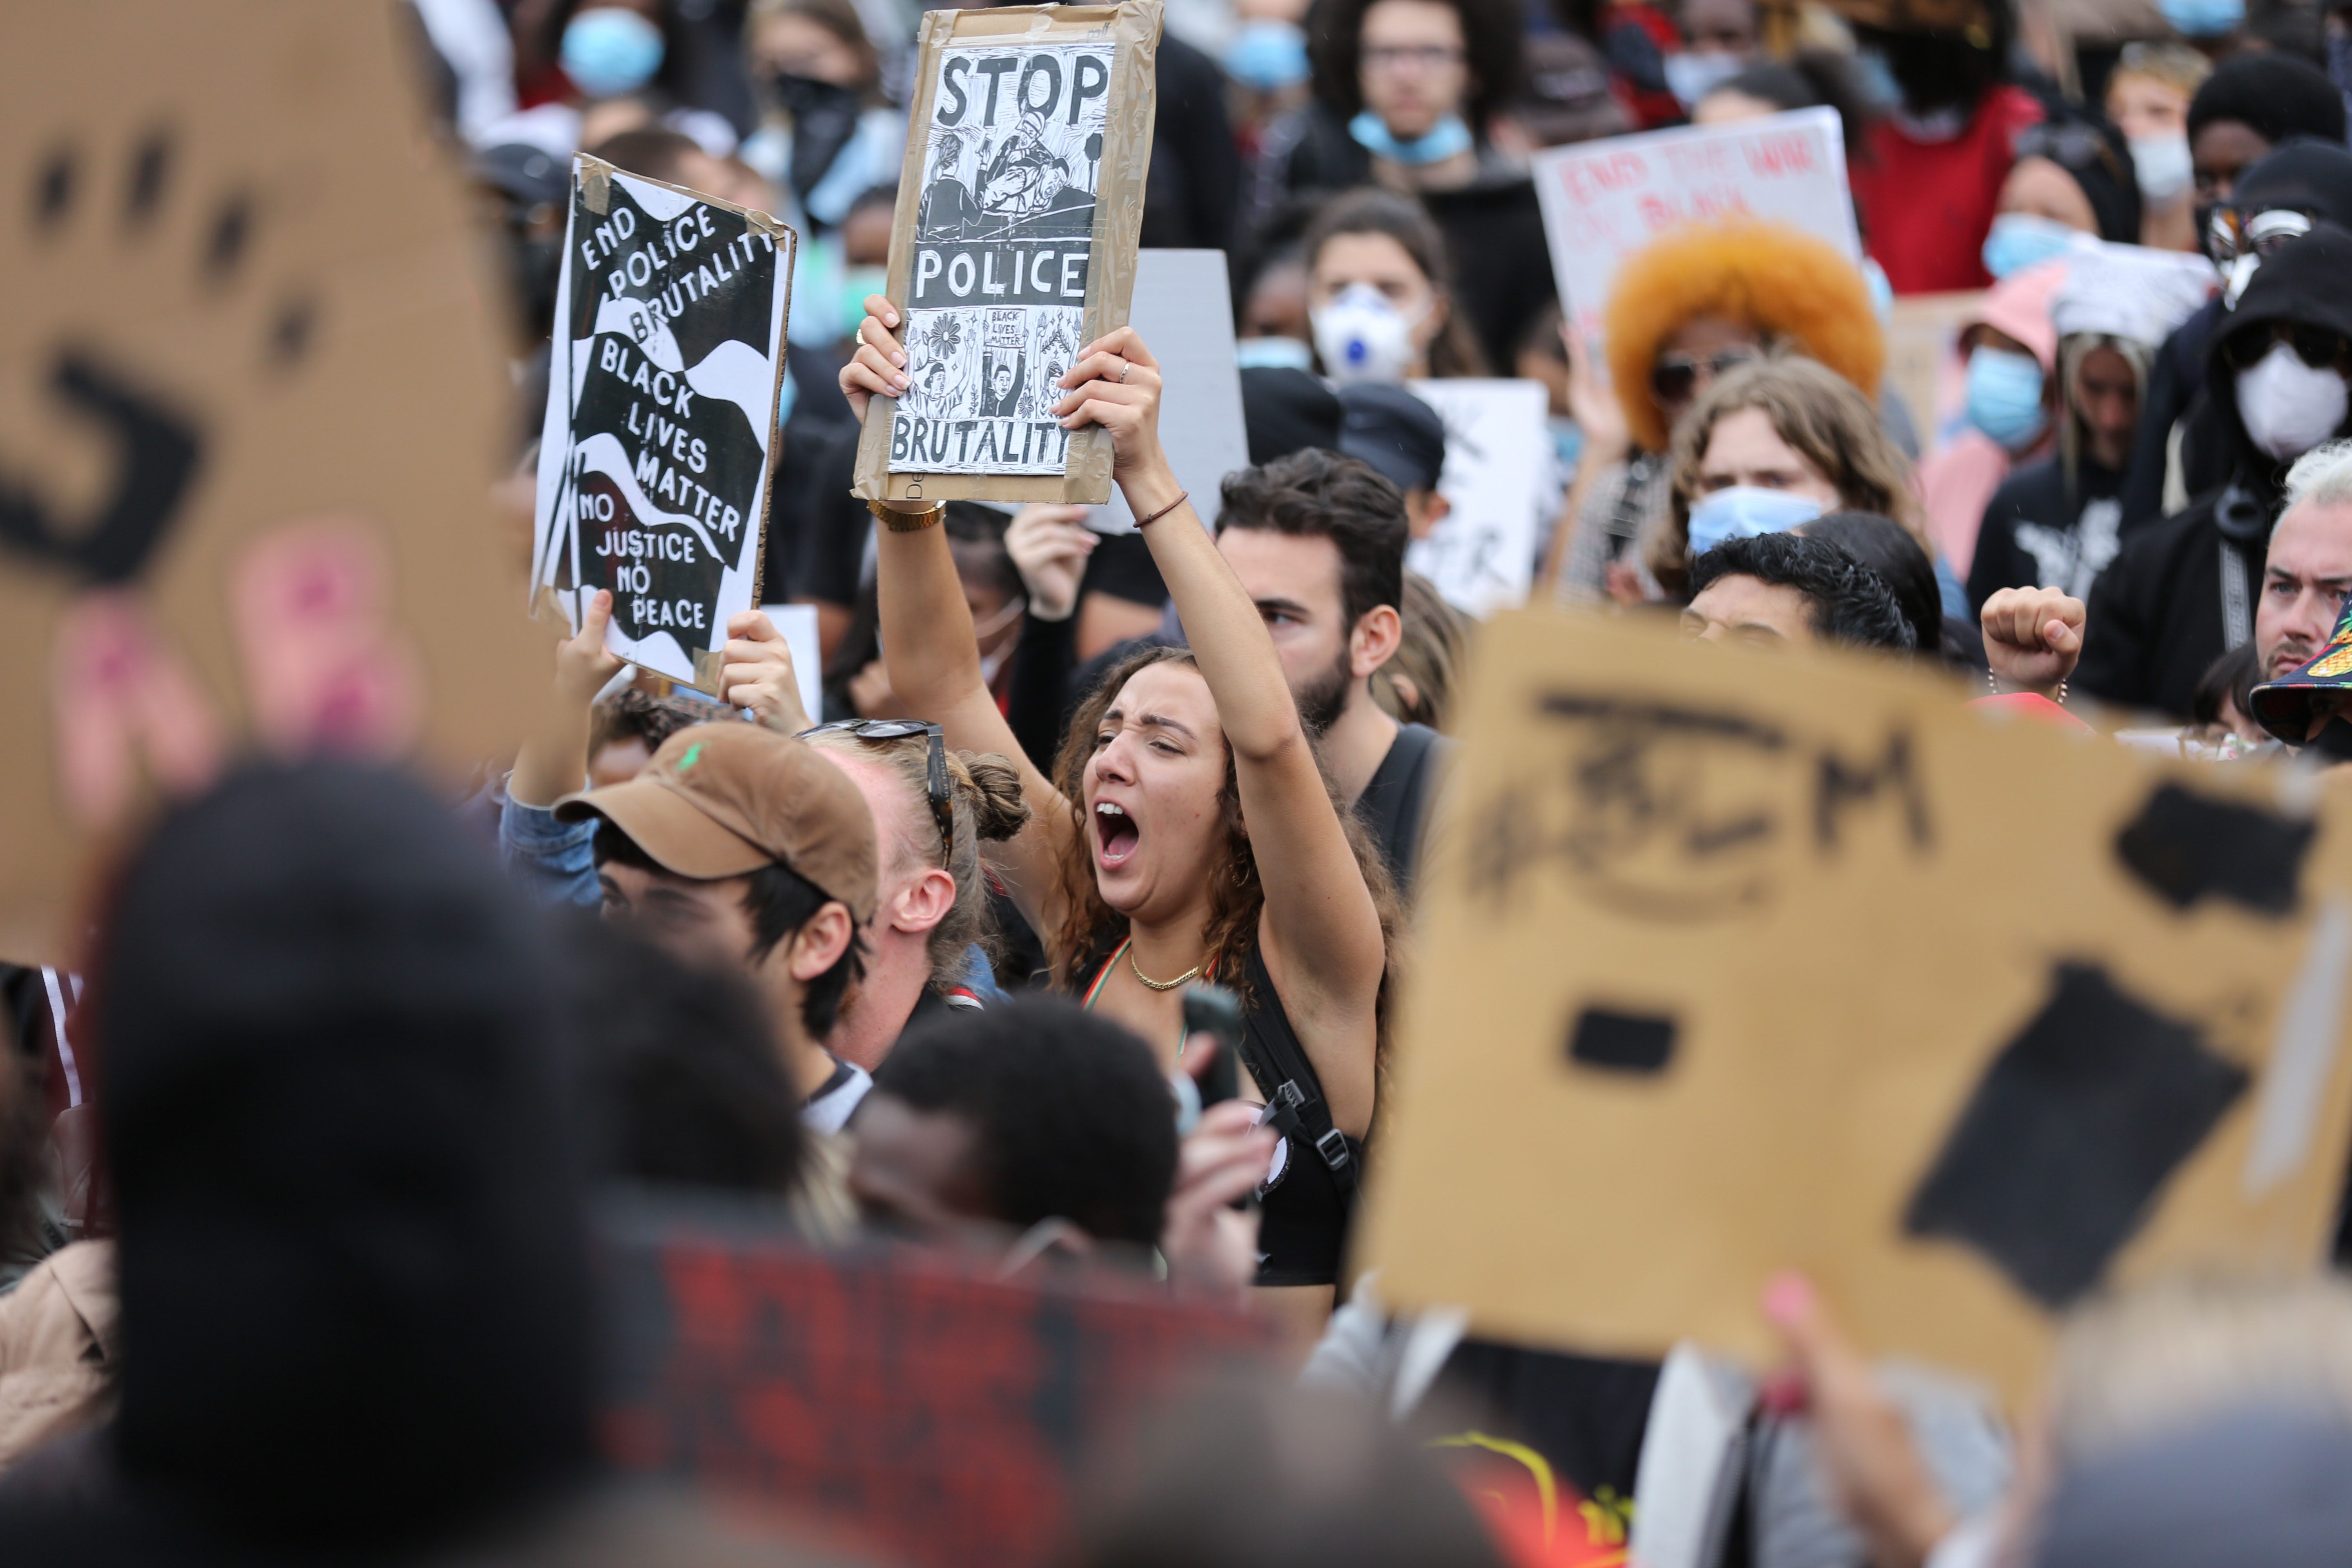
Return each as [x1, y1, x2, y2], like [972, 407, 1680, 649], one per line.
[867, 498, 945, 532]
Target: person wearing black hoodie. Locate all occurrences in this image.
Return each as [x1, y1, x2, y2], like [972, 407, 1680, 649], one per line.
[2118, 139, 2352, 530]
[2075, 225, 2352, 719]
[0, 763, 599, 1558]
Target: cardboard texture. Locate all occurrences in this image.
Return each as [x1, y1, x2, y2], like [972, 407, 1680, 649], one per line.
[530, 155, 795, 694]
[853, 2, 1162, 506]
[599, 1201, 1273, 1568]
[1530, 108, 1859, 342]
[0, 2, 542, 964]
[1358, 609, 2352, 1408]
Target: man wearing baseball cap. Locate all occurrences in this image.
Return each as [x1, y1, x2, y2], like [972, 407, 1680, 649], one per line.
[557, 721, 881, 1134]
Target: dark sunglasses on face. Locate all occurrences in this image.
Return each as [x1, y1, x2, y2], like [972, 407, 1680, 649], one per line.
[1650, 346, 1759, 404]
[2217, 321, 2352, 376]
[2208, 205, 2315, 263]
[796, 718, 955, 868]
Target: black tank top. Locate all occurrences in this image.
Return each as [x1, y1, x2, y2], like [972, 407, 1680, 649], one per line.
[1238, 943, 1359, 1287]
[1081, 940, 1361, 1287]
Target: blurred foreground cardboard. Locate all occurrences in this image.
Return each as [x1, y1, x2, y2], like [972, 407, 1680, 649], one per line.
[0, 2, 538, 961]
[1360, 609, 2352, 1407]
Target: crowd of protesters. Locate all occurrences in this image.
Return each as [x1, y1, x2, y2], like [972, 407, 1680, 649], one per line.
[11, 0, 2352, 1561]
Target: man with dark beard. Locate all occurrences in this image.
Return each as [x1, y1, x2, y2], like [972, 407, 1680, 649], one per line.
[1213, 449, 1442, 897]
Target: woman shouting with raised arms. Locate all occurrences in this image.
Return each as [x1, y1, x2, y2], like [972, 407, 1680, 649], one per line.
[840, 299, 1395, 1334]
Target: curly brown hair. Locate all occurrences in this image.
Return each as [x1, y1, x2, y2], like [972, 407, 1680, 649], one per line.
[1044, 646, 1405, 1069]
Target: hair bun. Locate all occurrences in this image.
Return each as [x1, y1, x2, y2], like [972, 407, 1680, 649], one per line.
[952, 751, 1031, 842]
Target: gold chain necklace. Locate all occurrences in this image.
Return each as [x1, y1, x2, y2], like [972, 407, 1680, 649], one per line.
[1127, 941, 1203, 992]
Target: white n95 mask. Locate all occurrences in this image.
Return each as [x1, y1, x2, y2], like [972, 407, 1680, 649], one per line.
[1311, 284, 1421, 385]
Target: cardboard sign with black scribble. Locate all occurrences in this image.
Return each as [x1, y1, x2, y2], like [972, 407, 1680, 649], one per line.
[853, 3, 1160, 506]
[1357, 609, 2352, 1408]
[0, 3, 545, 962]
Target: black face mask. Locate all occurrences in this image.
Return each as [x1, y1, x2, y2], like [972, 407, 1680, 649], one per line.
[1877, 28, 1998, 116]
[773, 72, 863, 204]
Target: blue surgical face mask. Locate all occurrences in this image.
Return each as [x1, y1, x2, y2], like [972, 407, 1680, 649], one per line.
[1223, 20, 1311, 91]
[1851, 45, 1903, 110]
[1236, 334, 1317, 372]
[1686, 486, 1824, 556]
[1348, 111, 1474, 166]
[1964, 346, 2049, 451]
[1550, 414, 1585, 471]
[563, 7, 665, 99]
[838, 264, 888, 342]
[1980, 212, 2079, 280]
[2158, 0, 2244, 36]
[1663, 51, 1746, 110]
[1861, 256, 1895, 327]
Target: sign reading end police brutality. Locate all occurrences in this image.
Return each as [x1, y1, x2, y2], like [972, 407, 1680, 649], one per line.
[1531, 107, 1858, 343]
[855, 3, 1161, 505]
[530, 156, 795, 692]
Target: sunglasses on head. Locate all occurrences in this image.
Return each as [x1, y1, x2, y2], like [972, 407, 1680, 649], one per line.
[1650, 346, 1760, 404]
[2217, 321, 2352, 376]
[797, 718, 955, 868]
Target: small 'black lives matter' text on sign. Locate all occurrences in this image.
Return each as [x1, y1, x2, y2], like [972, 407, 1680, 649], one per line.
[530, 156, 794, 692]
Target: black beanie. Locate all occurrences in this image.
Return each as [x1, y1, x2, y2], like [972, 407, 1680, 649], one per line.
[2188, 52, 2349, 150]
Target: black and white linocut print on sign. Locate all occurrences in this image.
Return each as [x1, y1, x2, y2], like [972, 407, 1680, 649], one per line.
[531, 165, 789, 685]
[891, 39, 1111, 476]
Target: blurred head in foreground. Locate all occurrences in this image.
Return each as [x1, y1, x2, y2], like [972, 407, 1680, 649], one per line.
[34, 762, 595, 1552]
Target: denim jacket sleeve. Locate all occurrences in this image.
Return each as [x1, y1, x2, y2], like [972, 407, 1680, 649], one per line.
[499, 790, 601, 909]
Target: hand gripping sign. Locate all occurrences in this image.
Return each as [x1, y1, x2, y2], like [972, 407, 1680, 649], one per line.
[530, 156, 796, 693]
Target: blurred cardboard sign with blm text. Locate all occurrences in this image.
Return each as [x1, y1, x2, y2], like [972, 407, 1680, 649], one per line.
[0, 2, 540, 963]
[1531, 108, 1860, 344]
[1359, 610, 2352, 1407]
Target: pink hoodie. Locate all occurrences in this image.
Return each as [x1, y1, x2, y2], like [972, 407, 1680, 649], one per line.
[1918, 260, 2067, 579]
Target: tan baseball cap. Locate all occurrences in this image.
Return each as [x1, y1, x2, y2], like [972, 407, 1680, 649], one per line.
[555, 722, 878, 924]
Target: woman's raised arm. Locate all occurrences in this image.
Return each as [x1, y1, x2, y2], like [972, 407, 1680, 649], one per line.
[840, 298, 1075, 934]
[1054, 328, 1386, 1136]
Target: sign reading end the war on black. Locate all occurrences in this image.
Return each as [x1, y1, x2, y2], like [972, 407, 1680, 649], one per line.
[530, 156, 794, 693]
[854, 3, 1161, 506]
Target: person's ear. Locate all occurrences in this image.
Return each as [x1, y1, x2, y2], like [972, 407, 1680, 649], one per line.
[1406, 488, 1451, 539]
[892, 866, 958, 936]
[788, 901, 857, 982]
[1352, 604, 1403, 680]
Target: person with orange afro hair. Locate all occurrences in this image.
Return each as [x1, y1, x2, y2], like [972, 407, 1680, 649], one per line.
[1538, 219, 1892, 603]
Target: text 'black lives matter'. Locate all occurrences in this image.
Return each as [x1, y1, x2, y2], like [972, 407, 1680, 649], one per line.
[532, 160, 789, 687]
[2114, 782, 2314, 915]
[1903, 962, 2247, 1308]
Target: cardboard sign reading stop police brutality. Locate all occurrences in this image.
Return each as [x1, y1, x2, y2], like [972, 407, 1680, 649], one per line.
[0, 2, 544, 962]
[1359, 610, 2352, 1407]
[853, 3, 1160, 506]
[529, 156, 794, 693]
[1531, 107, 1859, 343]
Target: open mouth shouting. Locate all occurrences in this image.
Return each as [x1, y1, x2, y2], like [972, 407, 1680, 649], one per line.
[1095, 799, 1140, 871]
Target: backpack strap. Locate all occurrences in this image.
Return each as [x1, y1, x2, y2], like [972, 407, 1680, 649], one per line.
[1236, 945, 1362, 1203]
